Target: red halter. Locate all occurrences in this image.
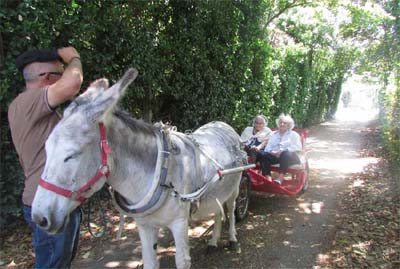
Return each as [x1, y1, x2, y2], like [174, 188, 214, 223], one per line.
[39, 122, 112, 204]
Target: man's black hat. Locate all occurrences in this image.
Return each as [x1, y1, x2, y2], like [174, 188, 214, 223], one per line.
[15, 49, 61, 72]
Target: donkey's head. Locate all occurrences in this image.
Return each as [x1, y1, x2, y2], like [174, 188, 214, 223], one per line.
[31, 68, 138, 234]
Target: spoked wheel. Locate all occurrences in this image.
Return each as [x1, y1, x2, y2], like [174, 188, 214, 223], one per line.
[235, 173, 251, 222]
[300, 161, 310, 193]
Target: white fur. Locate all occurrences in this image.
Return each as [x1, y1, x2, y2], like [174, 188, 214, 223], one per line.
[31, 69, 243, 269]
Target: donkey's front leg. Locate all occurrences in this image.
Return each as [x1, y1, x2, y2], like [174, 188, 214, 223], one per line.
[207, 210, 222, 252]
[226, 193, 240, 252]
[137, 224, 159, 269]
[169, 218, 191, 269]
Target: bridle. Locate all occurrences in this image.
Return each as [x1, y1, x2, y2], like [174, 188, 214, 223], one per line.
[38, 122, 112, 204]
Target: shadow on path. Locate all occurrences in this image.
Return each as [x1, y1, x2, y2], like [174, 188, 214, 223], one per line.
[73, 119, 378, 269]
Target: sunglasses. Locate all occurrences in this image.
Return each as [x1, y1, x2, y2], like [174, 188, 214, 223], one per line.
[38, 72, 63, 77]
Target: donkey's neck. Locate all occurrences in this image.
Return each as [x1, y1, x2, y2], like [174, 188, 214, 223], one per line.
[106, 111, 159, 203]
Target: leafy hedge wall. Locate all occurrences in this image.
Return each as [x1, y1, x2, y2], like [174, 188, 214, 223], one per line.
[380, 70, 400, 173]
[0, 0, 351, 225]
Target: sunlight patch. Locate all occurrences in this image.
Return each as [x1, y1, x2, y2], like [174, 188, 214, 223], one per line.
[297, 201, 324, 214]
[126, 261, 143, 268]
[351, 179, 365, 187]
[311, 157, 379, 174]
[105, 261, 121, 268]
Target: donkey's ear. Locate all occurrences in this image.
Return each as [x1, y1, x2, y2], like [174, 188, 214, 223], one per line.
[76, 78, 110, 105]
[63, 78, 109, 118]
[104, 68, 138, 98]
[86, 68, 138, 123]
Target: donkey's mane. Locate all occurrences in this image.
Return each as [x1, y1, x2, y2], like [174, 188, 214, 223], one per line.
[113, 110, 158, 135]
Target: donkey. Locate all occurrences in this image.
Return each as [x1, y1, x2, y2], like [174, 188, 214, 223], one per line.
[31, 69, 246, 269]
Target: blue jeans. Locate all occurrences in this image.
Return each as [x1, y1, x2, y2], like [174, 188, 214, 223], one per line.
[23, 206, 81, 269]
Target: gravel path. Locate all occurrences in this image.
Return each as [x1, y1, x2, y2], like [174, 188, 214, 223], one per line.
[73, 118, 374, 269]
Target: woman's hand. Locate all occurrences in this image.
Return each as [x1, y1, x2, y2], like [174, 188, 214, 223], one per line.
[272, 150, 282, 157]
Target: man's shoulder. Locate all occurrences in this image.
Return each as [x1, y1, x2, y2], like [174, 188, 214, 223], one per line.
[8, 90, 27, 116]
[11, 87, 45, 102]
[8, 87, 51, 122]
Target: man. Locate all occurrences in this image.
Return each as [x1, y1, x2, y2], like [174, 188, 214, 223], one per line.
[8, 47, 83, 268]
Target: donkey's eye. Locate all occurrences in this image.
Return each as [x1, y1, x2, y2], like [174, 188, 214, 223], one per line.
[64, 152, 81, 162]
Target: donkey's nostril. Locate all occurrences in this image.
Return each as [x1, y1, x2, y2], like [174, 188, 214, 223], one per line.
[39, 217, 48, 228]
[33, 213, 49, 229]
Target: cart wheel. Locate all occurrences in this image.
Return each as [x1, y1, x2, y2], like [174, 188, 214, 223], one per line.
[235, 173, 251, 222]
[301, 161, 310, 193]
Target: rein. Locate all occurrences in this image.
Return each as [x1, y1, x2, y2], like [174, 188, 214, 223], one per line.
[39, 122, 112, 204]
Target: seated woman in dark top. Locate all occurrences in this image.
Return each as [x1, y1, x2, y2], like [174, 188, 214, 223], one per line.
[240, 115, 272, 161]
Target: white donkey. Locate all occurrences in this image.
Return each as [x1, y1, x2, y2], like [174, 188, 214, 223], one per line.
[31, 69, 247, 269]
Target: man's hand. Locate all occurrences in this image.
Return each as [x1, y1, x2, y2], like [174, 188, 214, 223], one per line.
[47, 47, 83, 108]
[57, 47, 80, 64]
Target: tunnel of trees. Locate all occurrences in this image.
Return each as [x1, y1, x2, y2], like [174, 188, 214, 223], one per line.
[0, 0, 398, 225]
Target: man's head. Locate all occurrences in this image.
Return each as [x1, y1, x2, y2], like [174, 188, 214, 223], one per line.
[16, 49, 64, 89]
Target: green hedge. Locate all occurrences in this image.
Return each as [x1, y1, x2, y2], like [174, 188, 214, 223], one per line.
[0, 0, 350, 225]
[380, 79, 400, 167]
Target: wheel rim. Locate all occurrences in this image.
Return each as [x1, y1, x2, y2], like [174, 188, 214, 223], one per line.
[236, 176, 249, 217]
[302, 162, 310, 191]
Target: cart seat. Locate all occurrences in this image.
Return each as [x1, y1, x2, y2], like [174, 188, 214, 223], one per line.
[270, 152, 307, 170]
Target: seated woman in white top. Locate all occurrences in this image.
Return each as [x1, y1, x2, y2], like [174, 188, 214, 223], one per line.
[256, 113, 302, 184]
[240, 115, 272, 160]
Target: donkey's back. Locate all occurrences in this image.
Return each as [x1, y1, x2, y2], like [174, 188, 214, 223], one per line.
[192, 121, 243, 167]
[188, 121, 245, 219]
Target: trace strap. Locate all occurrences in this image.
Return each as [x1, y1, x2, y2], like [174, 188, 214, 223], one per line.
[39, 122, 111, 204]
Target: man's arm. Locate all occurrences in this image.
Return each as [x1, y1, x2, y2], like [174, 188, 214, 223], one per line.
[47, 47, 83, 108]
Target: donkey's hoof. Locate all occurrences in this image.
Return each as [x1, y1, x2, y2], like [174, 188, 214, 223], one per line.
[206, 245, 218, 255]
[228, 241, 241, 254]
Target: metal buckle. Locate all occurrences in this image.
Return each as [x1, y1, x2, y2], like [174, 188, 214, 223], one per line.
[99, 164, 109, 175]
[70, 191, 79, 200]
[100, 139, 107, 149]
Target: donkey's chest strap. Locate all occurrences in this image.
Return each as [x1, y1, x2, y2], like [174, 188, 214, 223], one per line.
[112, 129, 170, 215]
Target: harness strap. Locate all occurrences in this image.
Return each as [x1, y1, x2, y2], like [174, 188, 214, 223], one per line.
[169, 132, 204, 190]
[113, 129, 170, 214]
[185, 134, 224, 170]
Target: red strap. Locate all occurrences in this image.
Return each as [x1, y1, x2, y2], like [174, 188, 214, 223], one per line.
[76, 169, 107, 195]
[39, 178, 73, 198]
[99, 122, 112, 169]
[39, 122, 111, 204]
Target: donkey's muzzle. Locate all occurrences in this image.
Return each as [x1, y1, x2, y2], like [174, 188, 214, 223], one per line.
[32, 211, 66, 234]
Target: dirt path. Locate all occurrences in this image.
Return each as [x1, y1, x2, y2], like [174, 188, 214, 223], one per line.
[73, 118, 376, 269]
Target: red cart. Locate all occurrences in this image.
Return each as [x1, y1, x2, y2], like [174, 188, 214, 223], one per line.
[235, 128, 309, 221]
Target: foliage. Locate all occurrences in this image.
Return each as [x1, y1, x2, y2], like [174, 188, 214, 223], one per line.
[341, 0, 400, 167]
[269, 4, 356, 125]
[379, 0, 400, 168]
[0, 0, 384, 224]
